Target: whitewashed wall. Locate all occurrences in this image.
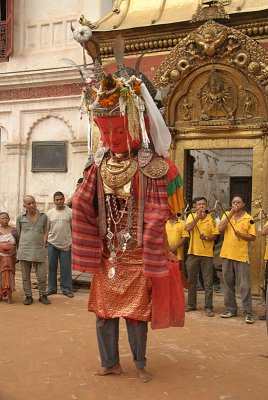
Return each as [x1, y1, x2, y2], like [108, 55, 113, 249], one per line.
[0, 0, 109, 220]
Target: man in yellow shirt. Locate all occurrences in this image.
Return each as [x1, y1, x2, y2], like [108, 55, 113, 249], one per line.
[260, 221, 268, 322]
[165, 214, 189, 261]
[185, 197, 220, 317]
[219, 195, 256, 324]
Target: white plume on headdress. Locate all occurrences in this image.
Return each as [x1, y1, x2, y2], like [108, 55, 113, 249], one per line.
[141, 83, 171, 157]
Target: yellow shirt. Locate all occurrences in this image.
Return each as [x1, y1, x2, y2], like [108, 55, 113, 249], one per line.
[264, 221, 268, 260]
[165, 219, 189, 260]
[220, 212, 256, 263]
[186, 213, 220, 257]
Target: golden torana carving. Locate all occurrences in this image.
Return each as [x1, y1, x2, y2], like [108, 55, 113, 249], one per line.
[153, 20, 268, 131]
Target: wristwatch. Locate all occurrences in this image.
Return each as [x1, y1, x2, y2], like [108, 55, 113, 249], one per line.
[205, 236, 209, 240]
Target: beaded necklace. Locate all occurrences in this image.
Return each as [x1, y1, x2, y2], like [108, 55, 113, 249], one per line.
[105, 181, 135, 279]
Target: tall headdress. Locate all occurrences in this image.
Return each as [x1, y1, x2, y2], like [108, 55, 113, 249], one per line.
[72, 20, 172, 164]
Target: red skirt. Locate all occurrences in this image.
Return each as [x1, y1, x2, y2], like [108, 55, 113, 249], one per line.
[151, 260, 185, 329]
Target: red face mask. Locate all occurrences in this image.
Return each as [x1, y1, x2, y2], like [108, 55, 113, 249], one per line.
[94, 116, 142, 154]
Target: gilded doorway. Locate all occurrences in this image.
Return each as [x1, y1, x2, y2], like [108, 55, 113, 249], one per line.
[173, 136, 266, 294]
[153, 20, 268, 293]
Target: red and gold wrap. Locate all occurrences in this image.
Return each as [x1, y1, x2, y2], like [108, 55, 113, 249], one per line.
[72, 158, 185, 329]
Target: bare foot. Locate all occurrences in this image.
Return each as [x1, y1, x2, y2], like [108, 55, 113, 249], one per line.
[95, 363, 122, 376]
[137, 367, 152, 383]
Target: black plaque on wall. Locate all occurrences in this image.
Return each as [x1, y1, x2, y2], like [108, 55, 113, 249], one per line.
[32, 141, 68, 172]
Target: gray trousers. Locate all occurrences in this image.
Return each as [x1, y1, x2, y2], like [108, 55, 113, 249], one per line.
[96, 317, 148, 369]
[20, 260, 47, 296]
[186, 255, 214, 310]
[222, 259, 253, 315]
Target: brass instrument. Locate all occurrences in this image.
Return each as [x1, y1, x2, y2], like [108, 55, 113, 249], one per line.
[212, 194, 240, 240]
[183, 202, 206, 248]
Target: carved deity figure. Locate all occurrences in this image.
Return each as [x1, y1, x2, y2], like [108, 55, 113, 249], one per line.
[222, 37, 240, 59]
[185, 42, 203, 63]
[194, 27, 227, 57]
[180, 97, 191, 121]
[199, 71, 233, 120]
[244, 94, 253, 119]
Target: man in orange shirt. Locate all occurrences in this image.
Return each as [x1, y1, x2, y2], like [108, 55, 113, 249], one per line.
[166, 214, 189, 261]
[185, 197, 219, 317]
[219, 194, 256, 324]
[260, 221, 268, 322]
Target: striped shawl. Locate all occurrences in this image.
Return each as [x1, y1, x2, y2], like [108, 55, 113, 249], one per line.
[72, 160, 183, 277]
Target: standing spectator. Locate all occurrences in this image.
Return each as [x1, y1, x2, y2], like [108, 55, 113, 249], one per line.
[16, 196, 50, 305]
[0, 212, 19, 304]
[165, 213, 189, 262]
[191, 198, 205, 291]
[46, 192, 73, 298]
[259, 220, 268, 321]
[197, 204, 222, 293]
[219, 194, 256, 324]
[65, 178, 83, 208]
[185, 197, 220, 317]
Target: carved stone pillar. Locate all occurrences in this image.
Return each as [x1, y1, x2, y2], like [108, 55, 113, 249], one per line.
[251, 139, 266, 293]
[70, 139, 88, 179]
[5, 142, 28, 216]
[258, 134, 268, 293]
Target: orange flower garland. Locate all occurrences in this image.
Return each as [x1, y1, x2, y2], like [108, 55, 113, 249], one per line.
[133, 80, 141, 94]
[88, 76, 142, 108]
[99, 93, 120, 107]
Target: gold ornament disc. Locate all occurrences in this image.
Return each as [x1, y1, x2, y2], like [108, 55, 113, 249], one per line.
[141, 157, 169, 179]
[101, 157, 138, 189]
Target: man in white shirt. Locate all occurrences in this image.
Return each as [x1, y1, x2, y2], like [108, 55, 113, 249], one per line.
[46, 192, 73, 298]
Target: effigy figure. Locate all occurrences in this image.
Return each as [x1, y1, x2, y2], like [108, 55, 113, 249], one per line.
[71, 29, 185, 383]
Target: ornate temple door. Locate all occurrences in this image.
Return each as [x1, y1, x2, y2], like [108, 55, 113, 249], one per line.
[154, 20, 268, 293]
[230, 177, 252, 213]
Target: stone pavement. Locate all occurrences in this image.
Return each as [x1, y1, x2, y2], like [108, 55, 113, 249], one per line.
[0, 270, 267, 400]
